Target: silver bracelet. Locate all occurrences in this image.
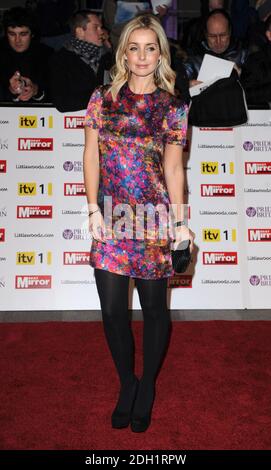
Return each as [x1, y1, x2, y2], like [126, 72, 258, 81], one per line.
[88, 208, 100, 217]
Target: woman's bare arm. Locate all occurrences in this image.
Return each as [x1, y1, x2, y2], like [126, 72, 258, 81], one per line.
[163, 143, 194, 250]
[83, 126, 105, 242]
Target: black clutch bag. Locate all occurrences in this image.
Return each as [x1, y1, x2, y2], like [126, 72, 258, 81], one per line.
[171, 240, 191, 274]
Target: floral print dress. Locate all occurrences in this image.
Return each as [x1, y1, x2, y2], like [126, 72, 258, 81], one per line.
[85, 82, 188, 279]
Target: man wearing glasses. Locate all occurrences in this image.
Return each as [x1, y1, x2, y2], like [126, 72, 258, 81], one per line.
[184, 9, 247, 83]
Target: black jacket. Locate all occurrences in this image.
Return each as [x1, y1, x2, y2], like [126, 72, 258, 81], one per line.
[49, 48, 112, 112]
[241, 43, 271, 107]
[0, 38, 53, 102]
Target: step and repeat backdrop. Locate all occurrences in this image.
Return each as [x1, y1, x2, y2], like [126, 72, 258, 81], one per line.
[0, 107, 270, 311]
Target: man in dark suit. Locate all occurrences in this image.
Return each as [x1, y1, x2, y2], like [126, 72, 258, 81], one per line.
[49, 10, 112, 112]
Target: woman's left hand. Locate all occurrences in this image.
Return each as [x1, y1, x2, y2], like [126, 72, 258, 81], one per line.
[173, 225, 195, 253]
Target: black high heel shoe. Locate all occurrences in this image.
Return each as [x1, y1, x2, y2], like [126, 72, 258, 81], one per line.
[130, 383, 155, 433]
[111, 377, 139, 429]
[130, 410, 153, 433]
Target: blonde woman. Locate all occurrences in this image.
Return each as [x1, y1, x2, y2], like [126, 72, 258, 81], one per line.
[83, 14, 194, 433]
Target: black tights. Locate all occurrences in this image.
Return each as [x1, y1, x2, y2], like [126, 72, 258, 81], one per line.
[94, 268, 171, 416]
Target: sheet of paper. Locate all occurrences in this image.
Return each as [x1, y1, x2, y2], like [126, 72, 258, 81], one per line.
[151, 0, 172, 13]
[197, 54, 234, 81]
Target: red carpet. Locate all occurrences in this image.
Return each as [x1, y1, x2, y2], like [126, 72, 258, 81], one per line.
[0, 321, 271, 450]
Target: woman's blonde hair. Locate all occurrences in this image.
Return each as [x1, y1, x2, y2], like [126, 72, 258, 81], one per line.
[108, 14, 176, 101]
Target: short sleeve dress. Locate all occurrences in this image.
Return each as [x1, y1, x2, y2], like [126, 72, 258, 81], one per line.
[85, 83, 188, 279]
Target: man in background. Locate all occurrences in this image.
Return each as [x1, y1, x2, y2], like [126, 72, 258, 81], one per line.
[0, 6, 53, 103]
[184, 9, 247, 81]
[181, 0, 227, 53]
[49, 10, 112, 112]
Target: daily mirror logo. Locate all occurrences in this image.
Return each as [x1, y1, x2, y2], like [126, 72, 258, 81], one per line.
[15, 275, 52, 289]
[168, 275, 192, 288]
[203, 252, 238, 265]
[200, 128, 233, 132]
[18, 138, 53, 151]
[64, 116, 85, 129]
[63, 252, 90, 265]
[245, 162, 271, 174]
[248, 229, 271, 242]
[0, 160, 7, 173]
[201, 184, 235, 197]
[17, 205, 53, 218]
[0, 228, 5, 242]
[64, 183, 86, 196]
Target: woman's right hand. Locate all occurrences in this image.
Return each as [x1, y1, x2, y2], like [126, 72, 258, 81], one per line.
[89, 210, 106, 243]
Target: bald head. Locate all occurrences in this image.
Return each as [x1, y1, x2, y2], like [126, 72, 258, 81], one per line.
[206, 12, 231, 54]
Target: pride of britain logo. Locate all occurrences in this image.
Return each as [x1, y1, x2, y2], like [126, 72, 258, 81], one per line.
[246, 206, 271, 218]
[249, 275, 271, 287]
[249, 275, 260, 286]
[243, 141, 253, 151]
[63, 229, 74, 240]
[246, 207, 257, 217]
[243, 140, 271, 152]
[63, 161, 83, 172]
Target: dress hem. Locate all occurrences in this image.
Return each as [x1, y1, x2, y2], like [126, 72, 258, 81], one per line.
[90, 263, 173, 280]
